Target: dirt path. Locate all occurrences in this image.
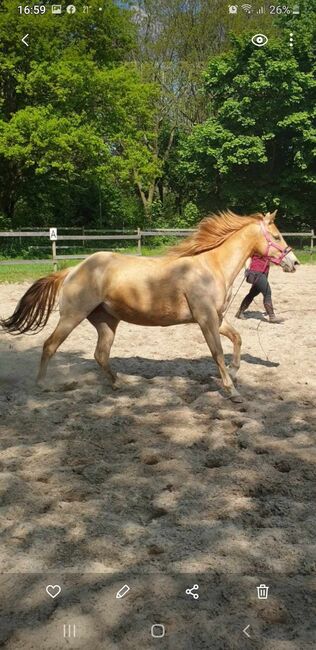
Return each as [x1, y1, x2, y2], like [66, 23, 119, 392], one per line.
[0, 266, 315, 649]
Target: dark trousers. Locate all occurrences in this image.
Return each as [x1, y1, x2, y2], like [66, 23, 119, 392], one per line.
[240, 271, 274, 314]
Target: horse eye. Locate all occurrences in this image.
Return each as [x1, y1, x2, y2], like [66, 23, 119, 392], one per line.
[274, 235, 281, 241]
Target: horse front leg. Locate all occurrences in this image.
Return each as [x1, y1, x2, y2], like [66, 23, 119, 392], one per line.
[219, 318, 242, 381]
[188, 300, 243, 402]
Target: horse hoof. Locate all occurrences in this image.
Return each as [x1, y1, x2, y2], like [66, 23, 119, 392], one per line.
[111, 376, 124, 390]
[57, 381, 79, 392]
[228, 364, 239, 381]
[230, 394, 243, 403]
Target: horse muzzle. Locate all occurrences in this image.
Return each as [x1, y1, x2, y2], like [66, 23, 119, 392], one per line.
[281, 254, 300, 273]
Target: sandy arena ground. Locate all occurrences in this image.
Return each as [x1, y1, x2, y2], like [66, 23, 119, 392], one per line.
[0, 265, 315, 649]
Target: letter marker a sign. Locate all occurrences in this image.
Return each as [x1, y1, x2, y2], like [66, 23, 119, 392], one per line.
[49, 228, 58, 241]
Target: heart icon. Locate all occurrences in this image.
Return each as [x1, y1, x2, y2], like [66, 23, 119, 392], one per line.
[46, 584, 62, 599]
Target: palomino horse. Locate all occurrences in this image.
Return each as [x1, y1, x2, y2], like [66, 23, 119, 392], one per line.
[1, 210, 299, 401]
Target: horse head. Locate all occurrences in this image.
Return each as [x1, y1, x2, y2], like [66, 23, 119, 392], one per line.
[256, 210, 300, 273]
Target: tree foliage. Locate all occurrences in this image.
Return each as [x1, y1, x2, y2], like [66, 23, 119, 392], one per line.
[0, 0, 315, 229]
[0, 0, 159, 225]
[178, 23, 316, 226]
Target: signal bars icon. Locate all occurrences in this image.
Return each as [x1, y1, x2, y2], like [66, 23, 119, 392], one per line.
[228, 3, 267, 15]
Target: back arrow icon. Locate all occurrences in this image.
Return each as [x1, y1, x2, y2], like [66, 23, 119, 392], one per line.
[22, 34, 29, 47]
[243, 624, 251, 638]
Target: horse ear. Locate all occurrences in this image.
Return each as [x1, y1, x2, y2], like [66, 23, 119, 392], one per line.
[264, 210, 277, 223]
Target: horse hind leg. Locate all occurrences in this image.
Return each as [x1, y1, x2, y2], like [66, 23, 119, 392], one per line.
[87, 306, 119, 387]
[37, 312, 86, 384]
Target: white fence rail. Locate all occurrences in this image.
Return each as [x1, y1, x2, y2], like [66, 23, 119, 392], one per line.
[0, 228, 314, 270]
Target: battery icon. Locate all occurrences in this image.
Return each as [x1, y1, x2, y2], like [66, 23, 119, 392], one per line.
[292, 4, 300, 14]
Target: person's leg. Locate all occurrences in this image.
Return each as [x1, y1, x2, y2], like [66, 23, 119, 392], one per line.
[235, 281, 261, 319]
[249, 275, 284, 323]
[262, 280, 284, 323]
[262, 277, 272, 314]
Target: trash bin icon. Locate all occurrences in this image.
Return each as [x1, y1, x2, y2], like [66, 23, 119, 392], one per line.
[257, 584, 269, 599]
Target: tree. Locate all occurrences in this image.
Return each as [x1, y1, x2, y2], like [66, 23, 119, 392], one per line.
[128, 0, 284, 220]
[0, 0, 160, 225]
[177, 7, 316, 227]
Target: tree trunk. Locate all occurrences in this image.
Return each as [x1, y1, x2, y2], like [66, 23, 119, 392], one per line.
[0, 162, 18, 221]
[135, 177, 156, 222]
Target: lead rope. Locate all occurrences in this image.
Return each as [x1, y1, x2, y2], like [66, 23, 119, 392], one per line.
[223, 275, 246, 315]
[254, 316, 270, 361]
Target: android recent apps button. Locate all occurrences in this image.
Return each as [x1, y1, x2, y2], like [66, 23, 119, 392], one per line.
[151, 624, 165, 638]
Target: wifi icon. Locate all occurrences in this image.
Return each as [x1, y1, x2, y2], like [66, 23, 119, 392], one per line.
[242, 3, 252, 12]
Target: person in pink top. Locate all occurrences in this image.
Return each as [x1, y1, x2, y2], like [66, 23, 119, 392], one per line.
[235, 253, 283, 323]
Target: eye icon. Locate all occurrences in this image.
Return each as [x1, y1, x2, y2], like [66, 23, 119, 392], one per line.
[251, 33, 268, 47]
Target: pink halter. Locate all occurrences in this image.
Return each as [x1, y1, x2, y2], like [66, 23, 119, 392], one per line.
[260, 222, 292, 266]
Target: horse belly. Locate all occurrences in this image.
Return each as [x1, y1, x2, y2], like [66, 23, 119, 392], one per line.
[99, 256, 195, 325]
[102, 294, 193, 326]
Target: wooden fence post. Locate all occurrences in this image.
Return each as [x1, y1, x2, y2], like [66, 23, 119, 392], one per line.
[311, 229, 314, 256]
[137, 227, 142, 255]
[52, 240, 57, 272]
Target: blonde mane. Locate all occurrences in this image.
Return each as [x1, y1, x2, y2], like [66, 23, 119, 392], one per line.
[168, 210, 264, 258]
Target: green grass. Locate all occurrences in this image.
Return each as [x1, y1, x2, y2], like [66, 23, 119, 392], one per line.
[296, 250, 316, 264]
[0, 247, 166, 283]
[0, 247, 314, 283]
[0, 261, 76, 283]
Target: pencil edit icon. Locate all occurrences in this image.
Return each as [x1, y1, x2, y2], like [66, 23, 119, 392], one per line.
[116, 584, 130, 599]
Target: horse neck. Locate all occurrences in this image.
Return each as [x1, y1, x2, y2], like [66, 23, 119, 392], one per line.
[205, 223, 259, 287]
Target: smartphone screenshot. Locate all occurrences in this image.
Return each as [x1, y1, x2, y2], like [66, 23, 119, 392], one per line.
[0, 1, 315, 648]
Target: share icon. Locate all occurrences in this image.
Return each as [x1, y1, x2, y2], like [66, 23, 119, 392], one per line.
[185, 584, 199, 599]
